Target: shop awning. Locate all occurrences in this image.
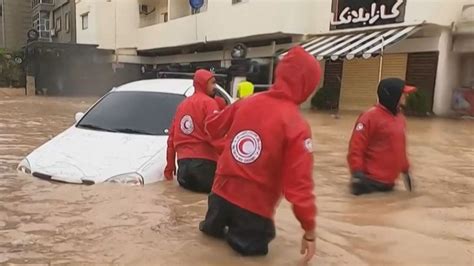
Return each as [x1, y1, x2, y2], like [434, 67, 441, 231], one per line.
[288, 25, 421, 61]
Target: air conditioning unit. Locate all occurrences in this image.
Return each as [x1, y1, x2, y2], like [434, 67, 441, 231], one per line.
[50, 29, 56, 37]
[139, 4, 149, 15]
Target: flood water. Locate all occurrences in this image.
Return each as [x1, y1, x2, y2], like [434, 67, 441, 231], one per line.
[0, 95, 473, 265]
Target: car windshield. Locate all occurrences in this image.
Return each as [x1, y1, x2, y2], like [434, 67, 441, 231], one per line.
[77, 91, 184, 136]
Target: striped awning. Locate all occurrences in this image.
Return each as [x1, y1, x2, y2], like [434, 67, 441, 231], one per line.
[288, 25, 421, 61]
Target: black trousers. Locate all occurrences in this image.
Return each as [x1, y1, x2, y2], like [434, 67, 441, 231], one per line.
[200, 193, 276, 256]
[177, 158, 216, 193]
[350, 174, 394, 196]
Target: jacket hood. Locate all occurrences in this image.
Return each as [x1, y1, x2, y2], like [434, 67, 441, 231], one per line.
[194, 69, 214, 94]
[271, 46, 322, 104]
[377, 78, 405, 115]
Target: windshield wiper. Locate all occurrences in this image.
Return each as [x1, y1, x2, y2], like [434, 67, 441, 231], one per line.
[113, 128, 155, 135]
[78, 124, 117, 132]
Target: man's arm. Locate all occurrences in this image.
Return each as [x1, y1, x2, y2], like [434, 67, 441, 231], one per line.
[347, 115, 371, 173]
[205, 102, 239, 140]
[164, 116, 177, 180]
[281, 125, 317, 262]
[282, 127, 317, 232]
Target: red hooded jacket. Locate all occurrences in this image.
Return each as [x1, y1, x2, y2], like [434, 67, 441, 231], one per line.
[164, 70, 221, 179]
[205, 47, 321, 231]
[348, 104, 410, 185]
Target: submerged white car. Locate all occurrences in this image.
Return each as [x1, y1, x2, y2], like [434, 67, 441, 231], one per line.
[17, 79, 232, 185]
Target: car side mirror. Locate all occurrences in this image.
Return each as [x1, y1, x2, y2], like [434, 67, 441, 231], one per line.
[75, 112, 84, 123]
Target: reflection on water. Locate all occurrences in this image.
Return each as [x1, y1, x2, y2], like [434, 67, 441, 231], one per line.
[0, 96, 473, 265]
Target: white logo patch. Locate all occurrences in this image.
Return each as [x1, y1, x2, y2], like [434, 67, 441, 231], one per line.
[180, 115, 194, 135]
[304, 138, 313, 153]
[231, 130, 262, 164]
[355, 123, 364, 131]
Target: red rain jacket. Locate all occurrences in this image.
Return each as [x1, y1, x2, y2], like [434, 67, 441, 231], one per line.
[164, 70, 222, 179]
[348, 104, 410, 185]
[205, 47, 321, 231]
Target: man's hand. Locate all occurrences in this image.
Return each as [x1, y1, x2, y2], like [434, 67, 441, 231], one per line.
[300, 231, 316, 264]
[164, 166, 176, 181]
[403, 172, 413, 192]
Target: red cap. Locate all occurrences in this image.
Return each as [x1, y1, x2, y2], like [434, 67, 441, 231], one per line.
[403, 85, 416, 94]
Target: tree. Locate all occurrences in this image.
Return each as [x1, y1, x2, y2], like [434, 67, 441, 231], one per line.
[0, 48, 24, 88]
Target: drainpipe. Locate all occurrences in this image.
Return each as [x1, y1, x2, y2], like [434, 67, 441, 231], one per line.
[2, 0, 6, 48]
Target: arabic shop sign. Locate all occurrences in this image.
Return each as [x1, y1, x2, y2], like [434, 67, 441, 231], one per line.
[330, 0, 407, 30]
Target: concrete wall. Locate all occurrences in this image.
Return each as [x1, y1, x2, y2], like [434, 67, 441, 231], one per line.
[169, 0, 190, 20]
[115, 0, 139, 49]
[1, 0, 31, 50]
[76, 0, 99, 46]
[53, 0, 77, 43]
[76, 0, 138, 50]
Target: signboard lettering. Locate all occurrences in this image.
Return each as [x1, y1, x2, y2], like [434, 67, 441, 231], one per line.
[330, 0, 407, 30]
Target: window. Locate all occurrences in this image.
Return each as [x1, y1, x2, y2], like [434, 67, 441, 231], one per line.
[0, 5, 3, 17]
[77, 92, 185, 136]
[55, 16, 61, 31]
[33, 11, 51, 38]
[65, 12, 70, 32]
[81, 13, 89, 30]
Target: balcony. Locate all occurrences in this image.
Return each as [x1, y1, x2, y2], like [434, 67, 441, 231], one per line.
[455, 4, 474, 35]
[139, 0, 169, 28]
[139, 0, 207, 28]
[32, 0, 54, 14]
[137, 0, 311, 51]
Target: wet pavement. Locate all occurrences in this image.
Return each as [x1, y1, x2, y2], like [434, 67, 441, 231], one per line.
[0, 95, 473, 265]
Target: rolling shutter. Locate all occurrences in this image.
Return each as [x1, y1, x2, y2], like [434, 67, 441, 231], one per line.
[339, 53, 408, 111]
[339, 57, 379, 111]
[382, 54, 408, 80]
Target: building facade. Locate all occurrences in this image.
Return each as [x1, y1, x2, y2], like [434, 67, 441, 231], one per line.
[32, 0, 54, 41]
[75, 0, 473, 115]
[51, 0, 76, 43]
[32, 0, 76, 43]
[0, 0, 31, 50]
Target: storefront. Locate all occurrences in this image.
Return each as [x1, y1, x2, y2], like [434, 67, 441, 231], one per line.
[298, 0, 462, 114]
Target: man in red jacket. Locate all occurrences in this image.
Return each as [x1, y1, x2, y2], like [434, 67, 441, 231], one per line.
[199, 47, 321, 262]
[348, 78, 416, 196]
[164, 69, 223, 193]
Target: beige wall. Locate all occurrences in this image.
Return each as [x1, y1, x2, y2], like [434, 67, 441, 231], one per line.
[76, 0, 99, 46]
[76, 0, 138, 50]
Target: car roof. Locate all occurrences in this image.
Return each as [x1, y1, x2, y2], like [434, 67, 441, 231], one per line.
[114, 79, 194, 95]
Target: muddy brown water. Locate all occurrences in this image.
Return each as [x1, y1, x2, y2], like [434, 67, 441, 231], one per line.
[0, 96, 473, 265]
